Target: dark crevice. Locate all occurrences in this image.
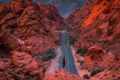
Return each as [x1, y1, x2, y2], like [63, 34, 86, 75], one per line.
[0, 43, 11, 58]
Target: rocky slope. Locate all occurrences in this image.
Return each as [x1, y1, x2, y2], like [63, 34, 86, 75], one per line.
[67, 0, 120, 80]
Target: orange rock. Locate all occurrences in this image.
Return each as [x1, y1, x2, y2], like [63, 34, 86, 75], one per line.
[83, 0, 109, 27]
[25, 59, 39, 75]
[11, 51, 32, 67]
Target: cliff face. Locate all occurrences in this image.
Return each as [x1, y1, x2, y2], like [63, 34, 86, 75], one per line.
[67, 0, 120, 54]
[0, 0, 64, 54]
[0, 0, 64, 80]
[67, 0, 120, 79]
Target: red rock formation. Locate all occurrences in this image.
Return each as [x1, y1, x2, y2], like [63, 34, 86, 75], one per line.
[44, 70, 81, 80]
[0, 0, 63, 80]
[67, 0, 120, 79]
[11, 51, 40, 75]
[0, 0, 120, 80]
[67, 0, 120, 54]
[0, 0, 63, 54]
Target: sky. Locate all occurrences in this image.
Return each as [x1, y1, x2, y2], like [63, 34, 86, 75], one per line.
[34, 0, 84, 17]
[0, 0, 84, 17]
[0, 0, 10, 3]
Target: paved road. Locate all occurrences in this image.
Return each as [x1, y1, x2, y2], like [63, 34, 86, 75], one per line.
[59, 31, 79, 75]
[46, 31, 79, 75]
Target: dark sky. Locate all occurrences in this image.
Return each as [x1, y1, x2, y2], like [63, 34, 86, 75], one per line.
[0, 0, 84, 17]
[0, 0, 10, 3]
